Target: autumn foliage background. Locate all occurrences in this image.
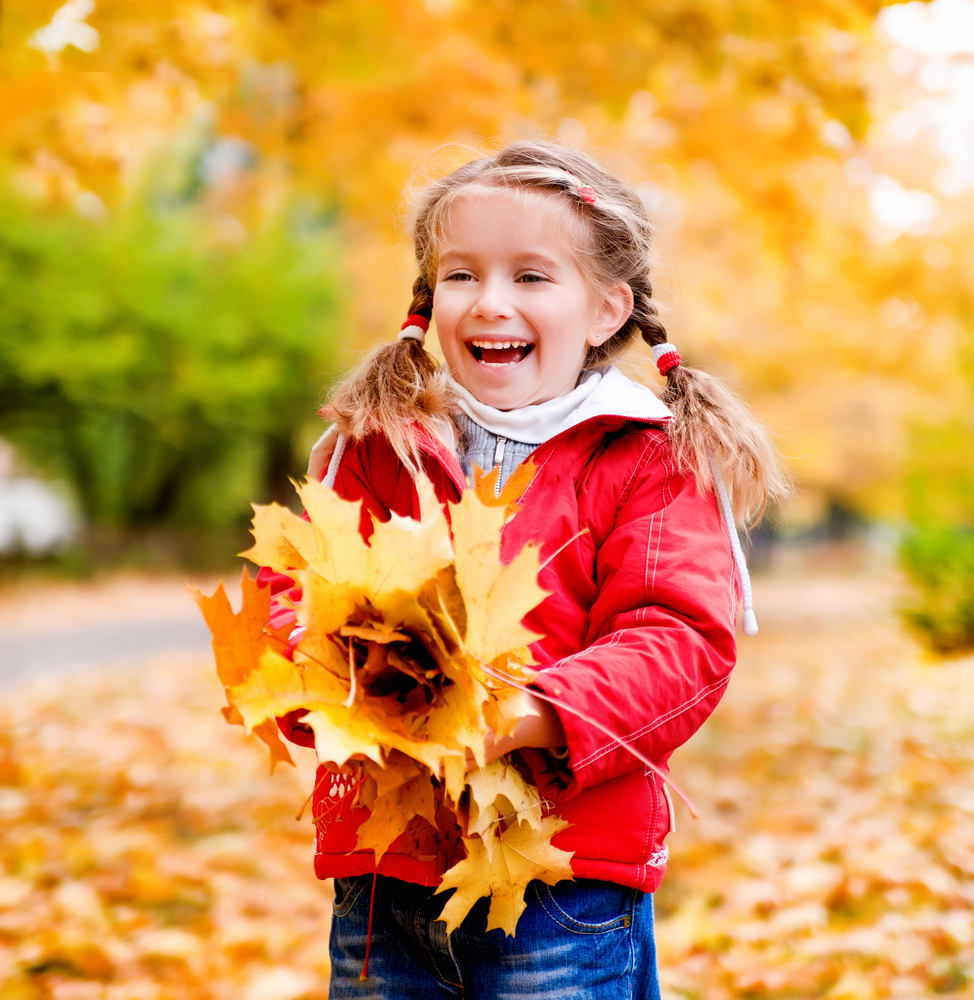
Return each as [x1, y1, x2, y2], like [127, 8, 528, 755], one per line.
[1, 0, 974, 998]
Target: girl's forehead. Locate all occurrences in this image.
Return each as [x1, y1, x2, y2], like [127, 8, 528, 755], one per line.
[433, 185, 588, 253]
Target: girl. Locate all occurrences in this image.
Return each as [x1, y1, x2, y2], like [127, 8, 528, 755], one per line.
[274, 141, 787, 999]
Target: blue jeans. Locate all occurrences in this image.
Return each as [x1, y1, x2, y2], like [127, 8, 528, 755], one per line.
[329, 874, 661, 999]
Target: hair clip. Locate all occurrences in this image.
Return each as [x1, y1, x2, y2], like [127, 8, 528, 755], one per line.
[398, 314, 429, 345]
[652, 342, 682, 375]
[564, 170, 597, 205]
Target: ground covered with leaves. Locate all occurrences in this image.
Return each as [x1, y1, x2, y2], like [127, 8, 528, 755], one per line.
[0, 560, 972, 999]
[0, 579, 329, 1000]
[656, 563, 974, 1000]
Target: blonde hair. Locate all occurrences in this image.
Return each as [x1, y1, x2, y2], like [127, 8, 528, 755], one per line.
[328, 141, 789, 523]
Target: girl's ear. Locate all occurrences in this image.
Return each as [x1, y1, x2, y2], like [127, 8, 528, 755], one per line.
[587, 282, 634, 347]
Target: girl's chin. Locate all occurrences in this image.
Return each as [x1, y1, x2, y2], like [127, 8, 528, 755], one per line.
[463, 383, 553, 411]
[455, 361, 536, 403]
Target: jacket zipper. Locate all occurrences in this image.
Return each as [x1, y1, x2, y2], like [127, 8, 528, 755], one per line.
[493, 436, 507, 498]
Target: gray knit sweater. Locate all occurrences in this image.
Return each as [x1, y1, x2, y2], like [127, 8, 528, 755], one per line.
[454, 411, 536, 496]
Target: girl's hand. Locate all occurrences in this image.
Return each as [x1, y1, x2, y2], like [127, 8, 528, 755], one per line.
[464, 694, 566, 771]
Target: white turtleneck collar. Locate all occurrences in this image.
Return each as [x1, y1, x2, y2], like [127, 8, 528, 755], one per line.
[450, 366, 672, 445]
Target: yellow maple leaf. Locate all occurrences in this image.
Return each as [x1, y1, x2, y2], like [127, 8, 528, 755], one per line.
[435, 816, 574, 936]
[464, 759, 544, 843]
[238, 502, 315, 574]
[290, 476, 364, 576]
[448, 490, 549, 665]
[295, 475, 453, 608]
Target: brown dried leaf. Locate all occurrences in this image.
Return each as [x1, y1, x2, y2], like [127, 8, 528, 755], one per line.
[355, 771, 438, 862]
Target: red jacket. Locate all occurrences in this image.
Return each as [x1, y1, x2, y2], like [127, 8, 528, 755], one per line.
[278, 384, 740, 893]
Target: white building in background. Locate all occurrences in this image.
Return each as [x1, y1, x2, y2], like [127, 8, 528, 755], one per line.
[0, 440, 78, 555]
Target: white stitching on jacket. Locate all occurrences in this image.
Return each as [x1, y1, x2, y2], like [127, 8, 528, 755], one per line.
[571, 672, 731, 771]
[643, 512, 655, 602]
[616, 433, 661, 512]
[654, 513, 664, 594]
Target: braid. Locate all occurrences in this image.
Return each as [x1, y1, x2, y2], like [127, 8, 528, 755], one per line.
[407, 274, 434, 322]
[633, 290, 667, 350]
[327, 270, 454, 473]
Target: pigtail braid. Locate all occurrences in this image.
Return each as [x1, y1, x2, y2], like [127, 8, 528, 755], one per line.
[406, 274, 434, 323]
[634, 294, 789, 525]
[327, 274, 455, 474]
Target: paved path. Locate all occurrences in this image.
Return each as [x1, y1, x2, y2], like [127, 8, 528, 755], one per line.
[0, 554, 899, 690]
[0, 575, 219, 689]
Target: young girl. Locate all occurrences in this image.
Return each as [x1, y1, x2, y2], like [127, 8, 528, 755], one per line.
[274, 141, 787, 999]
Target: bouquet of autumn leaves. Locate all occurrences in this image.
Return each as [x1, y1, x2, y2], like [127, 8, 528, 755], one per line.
[193, 466, 573, 936]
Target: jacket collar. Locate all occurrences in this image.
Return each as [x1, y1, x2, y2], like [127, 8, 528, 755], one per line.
[557, 365, 672, 431]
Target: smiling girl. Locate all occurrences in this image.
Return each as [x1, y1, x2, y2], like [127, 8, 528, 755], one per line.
[277, 141, 788, 999]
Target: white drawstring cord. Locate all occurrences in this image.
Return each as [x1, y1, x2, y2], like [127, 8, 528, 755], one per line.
[323, 432, 348, 491]
[707, 453, 758, 636]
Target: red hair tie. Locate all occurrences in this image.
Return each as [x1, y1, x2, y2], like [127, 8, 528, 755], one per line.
[399, 314, 429, 344]
[652, 343, 682, 376]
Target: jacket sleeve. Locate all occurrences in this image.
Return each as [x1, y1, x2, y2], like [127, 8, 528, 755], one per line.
[528, 452, 740, 803]
[334, 434, 464, 541]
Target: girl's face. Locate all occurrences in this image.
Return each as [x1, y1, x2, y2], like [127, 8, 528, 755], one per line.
[432, 189, 633, 410]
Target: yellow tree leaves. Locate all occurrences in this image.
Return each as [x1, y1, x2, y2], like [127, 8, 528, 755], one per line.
[6, 1, 966, 527]
[196, 471, 573, 935]
[1, 0, 885, 231]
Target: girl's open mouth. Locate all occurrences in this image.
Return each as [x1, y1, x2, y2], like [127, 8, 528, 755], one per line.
[467, 340, 535, 365]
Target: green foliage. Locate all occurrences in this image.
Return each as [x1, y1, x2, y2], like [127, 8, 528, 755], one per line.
[904, 419, 974, 528]
[899, 524, 974, 655]
[0, 193, 341, 557]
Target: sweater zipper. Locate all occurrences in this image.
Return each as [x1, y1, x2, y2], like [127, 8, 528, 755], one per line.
[493, 436, 507, 498]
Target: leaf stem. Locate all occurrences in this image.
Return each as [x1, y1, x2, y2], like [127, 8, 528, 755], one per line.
[539, 527, 590, 570]
[295, 767, 331, 821]
[343, 635, 357, 708]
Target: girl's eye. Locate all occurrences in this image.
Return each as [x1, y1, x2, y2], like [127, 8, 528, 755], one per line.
[444, 271, 475, 282]
[518, 273, 548, 283]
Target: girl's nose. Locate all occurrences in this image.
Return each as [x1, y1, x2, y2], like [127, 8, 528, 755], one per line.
[470, 276, 515, 321]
